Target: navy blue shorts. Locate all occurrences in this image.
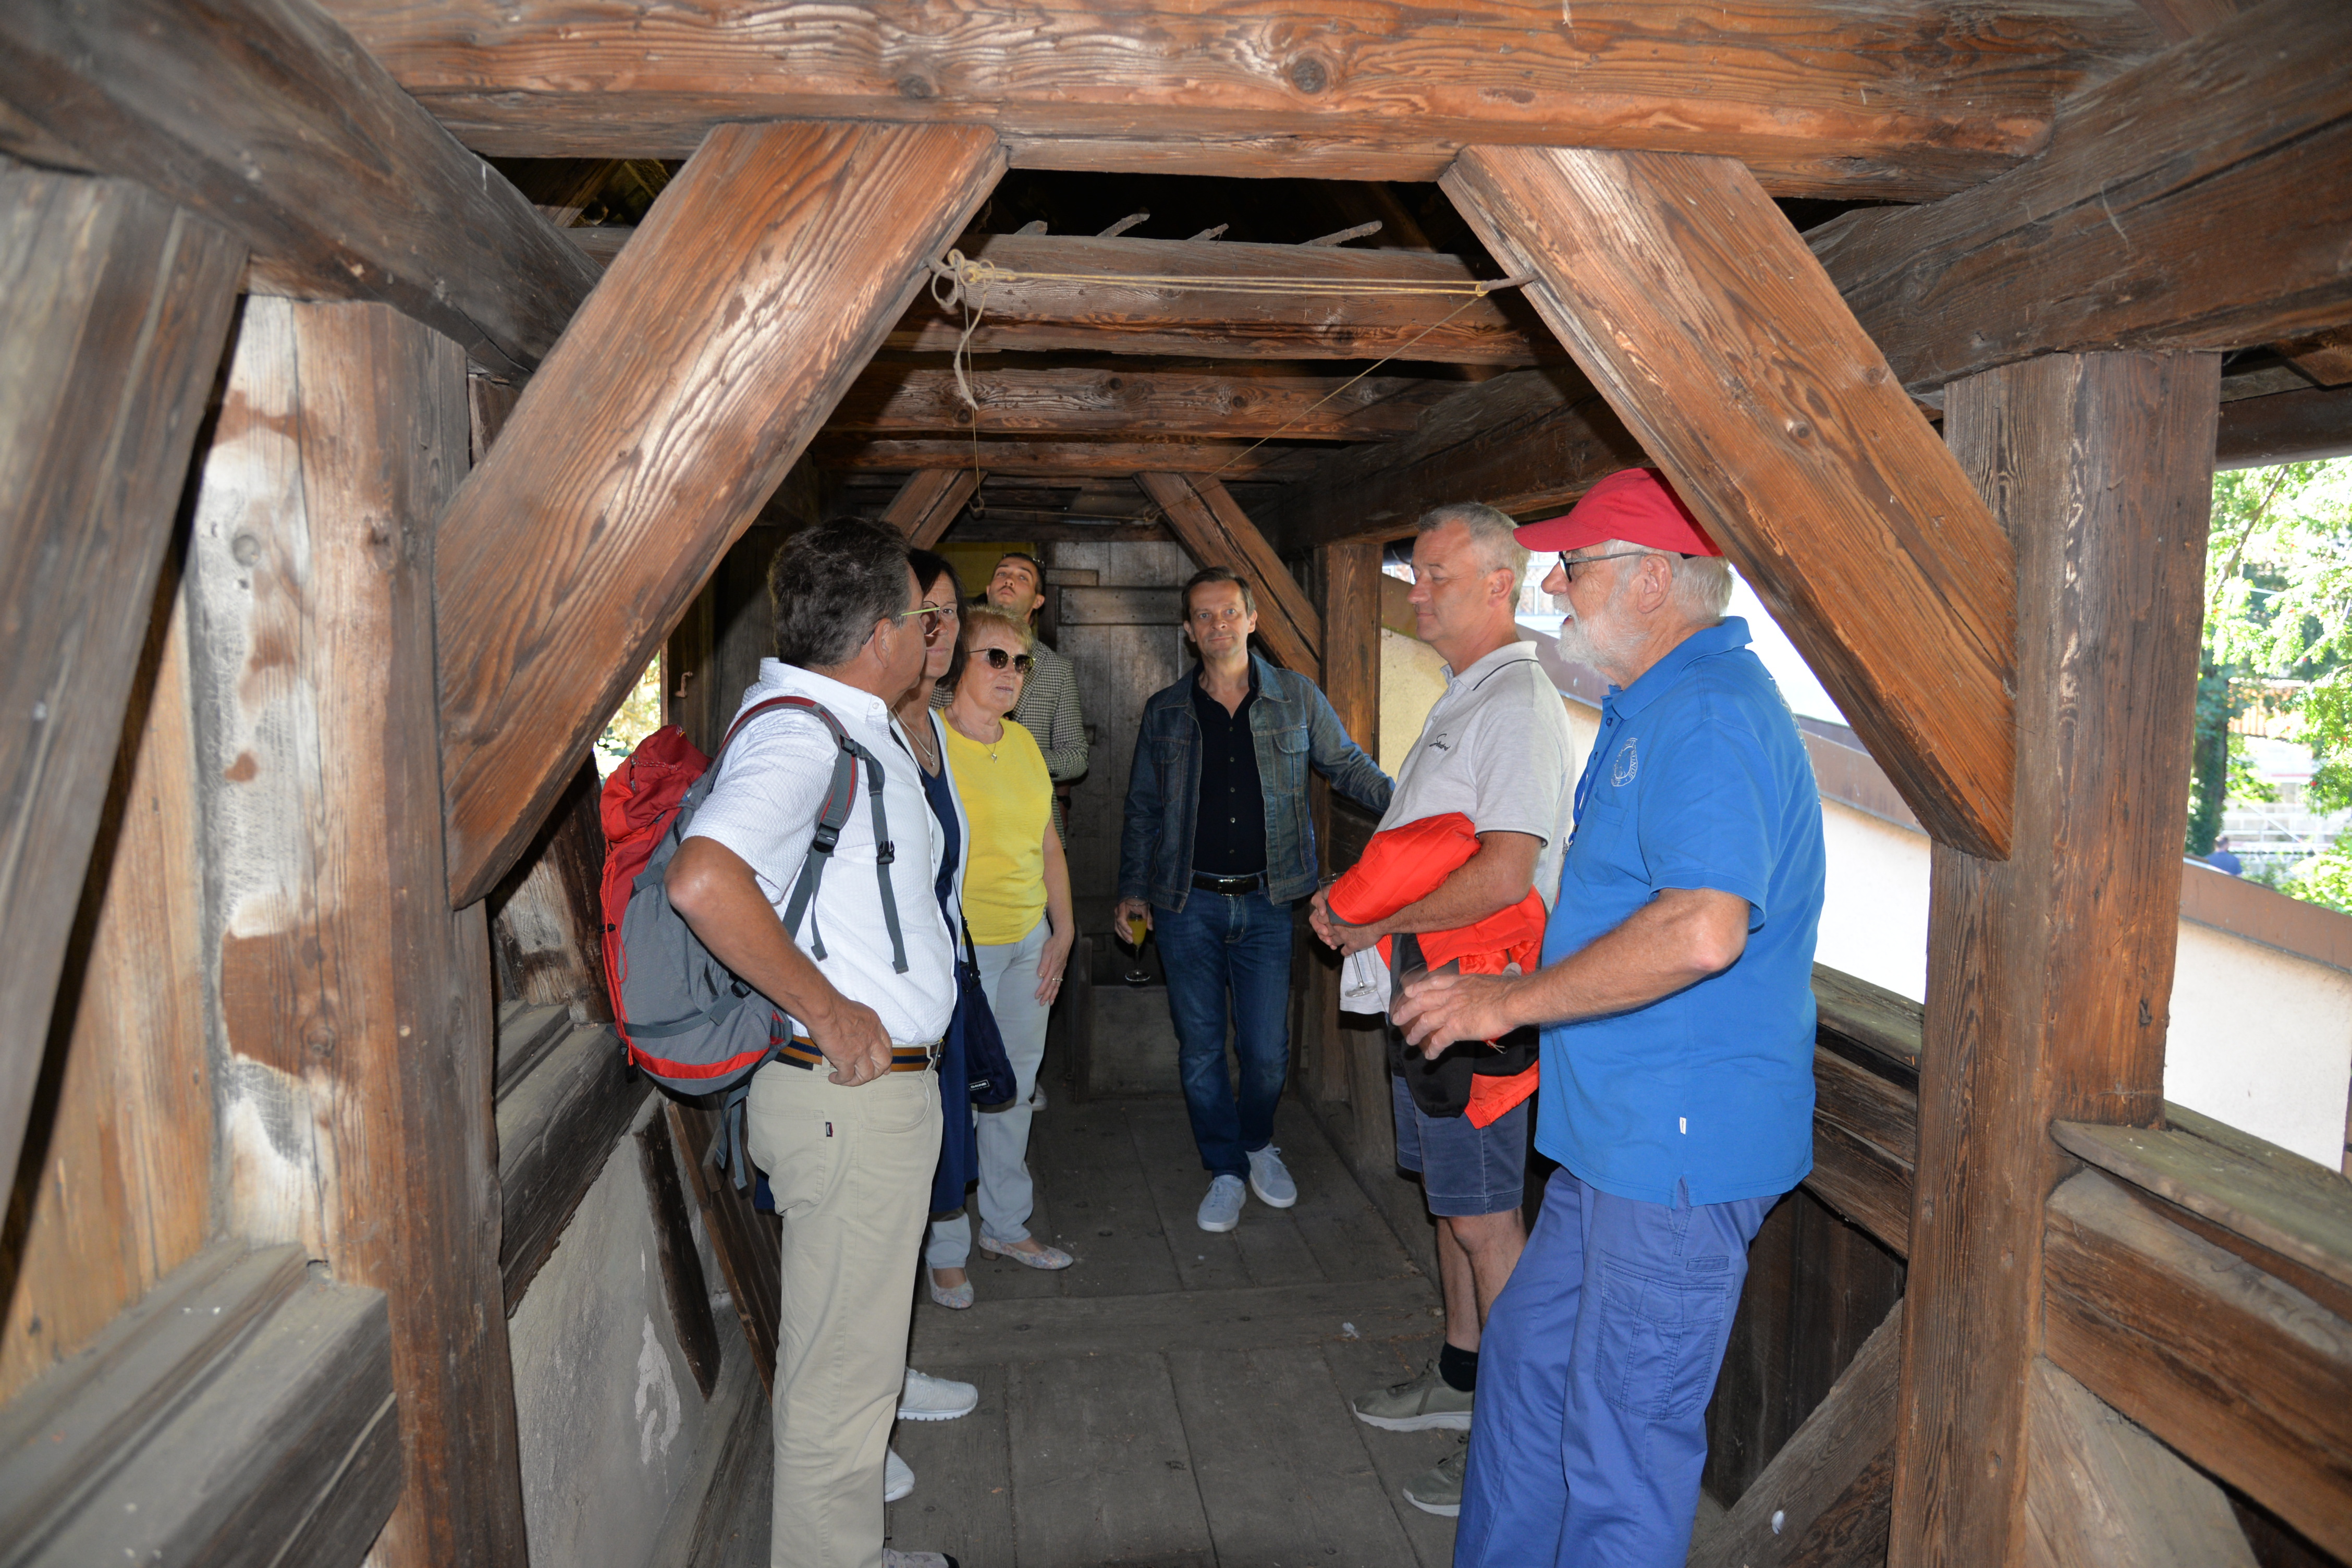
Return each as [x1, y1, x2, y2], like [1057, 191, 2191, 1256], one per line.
[1392, 1073, 1529, 1217]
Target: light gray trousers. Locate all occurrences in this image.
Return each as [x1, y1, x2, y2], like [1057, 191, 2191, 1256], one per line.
[927, 918, 1051, 1268]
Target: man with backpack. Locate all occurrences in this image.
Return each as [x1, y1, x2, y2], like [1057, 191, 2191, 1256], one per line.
[664, 517, 962, 1568]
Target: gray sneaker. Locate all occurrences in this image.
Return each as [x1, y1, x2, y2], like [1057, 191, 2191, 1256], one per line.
[1197, 1173, 1247, 1232]
[1246, 1145, 1297, 1208]
[1402, 1436, 1467, 1517]
[1352, 1361, 1474, 1431]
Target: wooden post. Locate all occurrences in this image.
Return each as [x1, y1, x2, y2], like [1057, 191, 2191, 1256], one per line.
[0, 165, 242, 1197]
[1891, 351, 2219, 1567]
[1301, 540, 1381, 1105]
[183, 298, 526, 1566]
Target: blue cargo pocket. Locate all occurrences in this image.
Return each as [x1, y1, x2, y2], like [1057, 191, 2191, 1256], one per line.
[1592, 1258, 1736, 1421]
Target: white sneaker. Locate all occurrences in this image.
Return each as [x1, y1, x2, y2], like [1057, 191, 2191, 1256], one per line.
[1246, 1145, 1298, 1208]
[885, 1447, 914, 1503]
[1197, 1173, 1246, 1232]
[881, 1552, 959, 1567]
[900, 1368, 979, 1422]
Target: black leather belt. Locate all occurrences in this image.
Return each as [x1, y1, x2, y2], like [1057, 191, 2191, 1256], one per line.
[1191, 871, 1266, 894]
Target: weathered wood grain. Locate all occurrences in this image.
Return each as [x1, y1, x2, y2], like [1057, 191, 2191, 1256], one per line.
[1446, 144, 2018, 861]
[0, 167, 240, 1204]
[486, 759, 612, 1023]
[2042, 1170, 2352, 1562]
[1057, 586, 1185, 626]
[837, 365, 1459, 440]
[1138, 473, 1322, 676]
[1007, 1353, 1215, 1567]
[1695, 1300, 1903, 1568]
[1810, 0, 2352, 392]
[434, 120, 1005, 905]
[824, 436, 1319, 480]
[2216, 384, 2352, 471]
[496, 1024, 648, 1311]
[1805, 1050, 1918, 1258]
[641, 1114, 723, 1401]
[0, 563, 213, 1404]
[0, 0, 598, 377]
[1892, 351, 2219, 1568]
[881, 467, 981, 548]
[2022, 1355, 2258, 1568]
[0, 1241, 398, 1568]
[910, 1275, 1438, 1364]
[669, 1102, 785, 1399]
[181, 298, 525, 1566]
[1811, 963, 1925, 1076]
[323, 0, 2163, 197]
[1268, 368, 1647, 553]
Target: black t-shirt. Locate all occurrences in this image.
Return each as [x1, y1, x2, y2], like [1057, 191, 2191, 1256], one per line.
[1189, 669, 1267, 876]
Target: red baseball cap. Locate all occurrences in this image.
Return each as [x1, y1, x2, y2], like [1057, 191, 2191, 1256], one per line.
[1514, 467, 1723, 558]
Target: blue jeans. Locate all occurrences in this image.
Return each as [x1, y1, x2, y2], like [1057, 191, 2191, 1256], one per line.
[1456, 1168, 1779, 1568]
[1155, 886, 1293, 1178]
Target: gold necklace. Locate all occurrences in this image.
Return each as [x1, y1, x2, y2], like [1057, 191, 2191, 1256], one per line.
[949, 709, 1002, 761]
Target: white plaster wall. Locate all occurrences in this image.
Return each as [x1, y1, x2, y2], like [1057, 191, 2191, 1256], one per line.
[508, 1111, 715, 1568]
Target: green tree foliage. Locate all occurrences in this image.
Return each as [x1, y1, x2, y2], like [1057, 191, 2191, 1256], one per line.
[2193, 460, 2352, 877]
[595, 655, 665, 775]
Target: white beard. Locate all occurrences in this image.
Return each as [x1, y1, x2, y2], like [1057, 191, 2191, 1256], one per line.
[1554, 597, 1642, 678]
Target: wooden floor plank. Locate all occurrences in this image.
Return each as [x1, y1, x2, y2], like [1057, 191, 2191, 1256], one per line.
[1169, 1344, 1424, 1567]
[1125, 1098, 1264, 1293]
[1008, 1353, 1216, 1568]
[1317, 1334, 1462, 1568]
[1269, 1097, 1424, 1286]
[1029, 1098, 1185, 1298]
[886, 1362, 1016, 1567]
[911, 1276, 1439, 1367]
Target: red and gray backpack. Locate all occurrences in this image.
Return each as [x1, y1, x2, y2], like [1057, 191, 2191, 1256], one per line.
[598, 695, 909, 1096]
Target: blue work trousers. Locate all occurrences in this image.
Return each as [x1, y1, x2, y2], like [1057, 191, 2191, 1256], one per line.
[1155, 886, 1293, 1178]
[1456, 1168, 1778, 1568]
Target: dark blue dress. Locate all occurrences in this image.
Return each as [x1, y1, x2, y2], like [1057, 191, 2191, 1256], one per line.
[920, 722, 978, 1216]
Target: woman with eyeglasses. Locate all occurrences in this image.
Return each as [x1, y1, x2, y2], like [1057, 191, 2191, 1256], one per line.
[925, 600, 1077, 1306]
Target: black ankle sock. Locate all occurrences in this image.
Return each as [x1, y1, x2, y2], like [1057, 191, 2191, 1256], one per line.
[1438, 1343, 1479, 1393]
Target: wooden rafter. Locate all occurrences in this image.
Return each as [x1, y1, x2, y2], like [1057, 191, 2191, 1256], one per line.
[1136, 473, 1321, 676]
[883, 468, 984, 548]
[434, 120, 1007, 906]
[321, 0, 2164, 197]
[834, 366, 1458, 440]
[1810, 0, 2352, 393]
[2218, 383, 2352, 470]
[1444, 144, 2018, 861]
[0, 0, 599, 377]
[824, 439, 1322, 480]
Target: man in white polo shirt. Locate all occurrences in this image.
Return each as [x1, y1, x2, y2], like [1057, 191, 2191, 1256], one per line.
[666, 517, 962, 1568]
[1309, 501, 1576, 1517]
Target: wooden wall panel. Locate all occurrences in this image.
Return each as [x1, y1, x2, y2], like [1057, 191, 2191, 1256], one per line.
[182, 298, 525, 1566]
[1892, 351, 2220, 1568]
[434, 119, 1006, 904]
[485, 760, 611, 1023]
[0, 166, 240, 1198]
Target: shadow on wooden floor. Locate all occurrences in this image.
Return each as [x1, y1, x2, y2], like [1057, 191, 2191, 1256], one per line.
[670, 1091, 1458, 1567]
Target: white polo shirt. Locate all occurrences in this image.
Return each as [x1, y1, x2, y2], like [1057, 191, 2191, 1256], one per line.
[1379, 641, 1578, 909]
[684, 659, 957, 1045]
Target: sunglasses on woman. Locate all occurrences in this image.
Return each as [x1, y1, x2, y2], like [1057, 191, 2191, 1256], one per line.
[976, 647, 1035, 675]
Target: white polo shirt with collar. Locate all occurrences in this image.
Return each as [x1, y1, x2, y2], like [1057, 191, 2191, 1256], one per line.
[1379, 640, 1578, 910]
[684, 658, 957, 1046]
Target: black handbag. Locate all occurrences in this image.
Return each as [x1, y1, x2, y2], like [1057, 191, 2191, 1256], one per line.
[957, 918, 1019, 1111]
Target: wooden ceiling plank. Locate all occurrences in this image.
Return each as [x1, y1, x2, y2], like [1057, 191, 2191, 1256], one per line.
[1810, 0, 2352, 393]
[1266, 368, 1648, 553]
[823, 439, 1317, 480]
[321, 0, 2165, 200]
[1444, 145, 2017, 859]
[2216, 383, 2352, 470]
[0, 167, 244, 1212]
[884, 468, 985, 549]
[1136, 473, 1321, 676]
[0, 0, 600, 378]
[834, 366, 1456, 440]
[434, 120, 1006, 905]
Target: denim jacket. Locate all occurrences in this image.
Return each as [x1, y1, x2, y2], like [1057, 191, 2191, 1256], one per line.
[1119, 653, 1393, 911]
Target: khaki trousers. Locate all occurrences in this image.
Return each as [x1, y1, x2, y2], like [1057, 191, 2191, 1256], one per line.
[743, 1058, 941, 1568]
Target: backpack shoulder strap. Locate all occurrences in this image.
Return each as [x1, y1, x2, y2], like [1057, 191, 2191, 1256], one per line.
[766, 698, 911, 976]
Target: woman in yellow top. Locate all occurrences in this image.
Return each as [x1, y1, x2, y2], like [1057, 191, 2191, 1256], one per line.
[926, 603, 1077, 1306]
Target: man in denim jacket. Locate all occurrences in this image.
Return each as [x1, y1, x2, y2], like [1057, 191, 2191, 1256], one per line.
[1118, 567, 1392, 1232]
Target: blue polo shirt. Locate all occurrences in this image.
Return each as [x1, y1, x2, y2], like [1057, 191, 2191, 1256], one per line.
[1537, 617, 1825, 1206]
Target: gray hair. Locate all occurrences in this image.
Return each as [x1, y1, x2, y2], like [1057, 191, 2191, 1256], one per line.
[1590, 537, 1734, 624]
[1417, 501, 1528, 590]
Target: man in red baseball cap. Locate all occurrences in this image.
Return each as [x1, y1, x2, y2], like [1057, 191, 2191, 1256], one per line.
[1395, 463, 1829, 1568]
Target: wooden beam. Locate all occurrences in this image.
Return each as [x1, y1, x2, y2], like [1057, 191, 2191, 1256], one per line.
[2043, 1170, 2352, 1561]
[1266, 369, 1647, 554]
[1137, 473, 1321, 676]
[181, 298, 526, 1566]
[1807, 1048, 1917, 1257]
[0, 168, 242, 1212]
[882, 467, 982, 548]
[485, 760, 614, 1024]
[2216, 384, 2352, 470]
[1810, 0, 2352, 394]
[1891, 351, 2219, 1568]
[824, 438, 1319, 480]
[0, 0, 599, 378]
[1694, 1300, 1903, 1568]
[1443, 145, 2018, 861]
[496, 1022, 647, 1312]
[835, 365, 1459, 440]
[434, 121, 1006, 905]
[323, 0, 2164, 198]
[890, 234, 1558, 364]
[2022, 1355, 2258, 1568]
